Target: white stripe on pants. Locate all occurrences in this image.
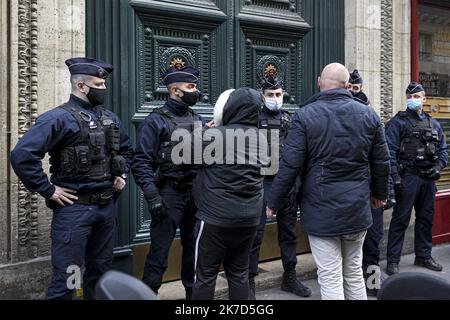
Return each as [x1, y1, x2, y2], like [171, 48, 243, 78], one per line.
[194, 220, 205, 283]
[308, 231, 367, 300]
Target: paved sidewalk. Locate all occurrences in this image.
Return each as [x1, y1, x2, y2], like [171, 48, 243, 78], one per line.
[257, 243, 450, 300]
[158, 243, 450, 300]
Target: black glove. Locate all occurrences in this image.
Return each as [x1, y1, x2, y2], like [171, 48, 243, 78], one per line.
[145, 191, 168, 220]
[423, 165, 442, 181]
[111, 155, 127, 177]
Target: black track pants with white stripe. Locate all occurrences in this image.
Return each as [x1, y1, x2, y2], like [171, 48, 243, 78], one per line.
[193, 221, 257, 300]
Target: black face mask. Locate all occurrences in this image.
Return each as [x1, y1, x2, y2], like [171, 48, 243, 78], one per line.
[351, 90, 368, 102]
[178, 89, 201, 106]
[84, 84, 106, 107]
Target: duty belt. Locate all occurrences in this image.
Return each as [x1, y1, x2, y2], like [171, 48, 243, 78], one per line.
[75, 190, 115, 206]
[402, 166, 432, 177]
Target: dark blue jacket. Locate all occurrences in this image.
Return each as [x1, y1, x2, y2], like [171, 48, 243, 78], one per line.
[10, 95, 133, 199]
[385, 108, 448, 177]
[267, 88, 390, 237]
[132, 99, 203, 194]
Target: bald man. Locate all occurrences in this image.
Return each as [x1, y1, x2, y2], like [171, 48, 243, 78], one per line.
[267, 63, 390, 300]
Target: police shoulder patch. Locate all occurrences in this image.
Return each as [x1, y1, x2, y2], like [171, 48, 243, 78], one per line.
[281, 110, 291, 123]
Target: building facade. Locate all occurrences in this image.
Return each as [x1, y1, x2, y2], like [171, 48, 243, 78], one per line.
[416, 1, 450, 189]
[1, 0, 445, 299]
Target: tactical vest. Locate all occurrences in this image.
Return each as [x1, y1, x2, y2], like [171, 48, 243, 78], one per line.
[259, 110, 291, 177]
[398, 111, 440, 169]
[259, 109, 291, 151]
[153, 105, 201, 174]
[50, 104, 120, 182]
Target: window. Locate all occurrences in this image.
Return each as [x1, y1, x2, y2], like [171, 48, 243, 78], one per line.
[419, 33, 433, 61]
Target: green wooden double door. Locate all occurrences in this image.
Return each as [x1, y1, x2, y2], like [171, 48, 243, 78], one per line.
[86, 0, 345, 280]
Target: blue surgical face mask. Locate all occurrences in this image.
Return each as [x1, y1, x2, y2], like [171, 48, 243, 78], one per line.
[265, 98, 277, 111]
[265, 97, 283, 111]
[407, 98, 423, 111]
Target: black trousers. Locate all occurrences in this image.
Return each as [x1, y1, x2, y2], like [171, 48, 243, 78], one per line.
[362, 207, 384, 271]
[46, 201, 116, 300]
[249, 178, 298, 278]
[387, 174, 437, 263]
[142, 184, 197, 293]
[192, 222, 257, 300]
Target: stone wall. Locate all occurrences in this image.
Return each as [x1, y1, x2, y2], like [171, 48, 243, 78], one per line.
[0, 0, 10, 265]
[392, 0, 412, 116]
[0, 0, 85, 299]
[345, 0, 382, 115]
[345, 0, 411, 120]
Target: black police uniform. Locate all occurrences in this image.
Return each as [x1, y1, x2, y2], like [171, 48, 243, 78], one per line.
[348, 70, 386, 277]
[386, 83, 448, 270]
[349, 70, 372, 106]
[248, 108, 299, 277]
[247, 77, 311, 299]
[132, 67, 203, 298]
[10, 58, 133, 300]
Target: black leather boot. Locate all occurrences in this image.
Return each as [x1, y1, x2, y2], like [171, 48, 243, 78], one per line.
[414, 257, 443, 272]
[386, 262, 399, 276]
[281, 269, 312, 298]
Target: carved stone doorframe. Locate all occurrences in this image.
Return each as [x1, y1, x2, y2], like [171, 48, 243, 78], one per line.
[16, 0, 40, 259]
[2, 0, 86, 264]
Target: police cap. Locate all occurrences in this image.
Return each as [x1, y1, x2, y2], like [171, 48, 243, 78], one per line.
[261, 77, 283, 91]
[162, 66, 200, 86]
[350, 69, 363, 85]
[406, 82, 425, 95]
[65, 57, 113, 79]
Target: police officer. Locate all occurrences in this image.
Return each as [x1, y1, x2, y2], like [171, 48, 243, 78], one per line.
[349, 70, 387, 296]
[132, 66, 202, 300]
[248, 77, 311, 299]
[385, 82, 448, 275]
[349, 69, 371, 105]
[10, 58, 133, 300]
